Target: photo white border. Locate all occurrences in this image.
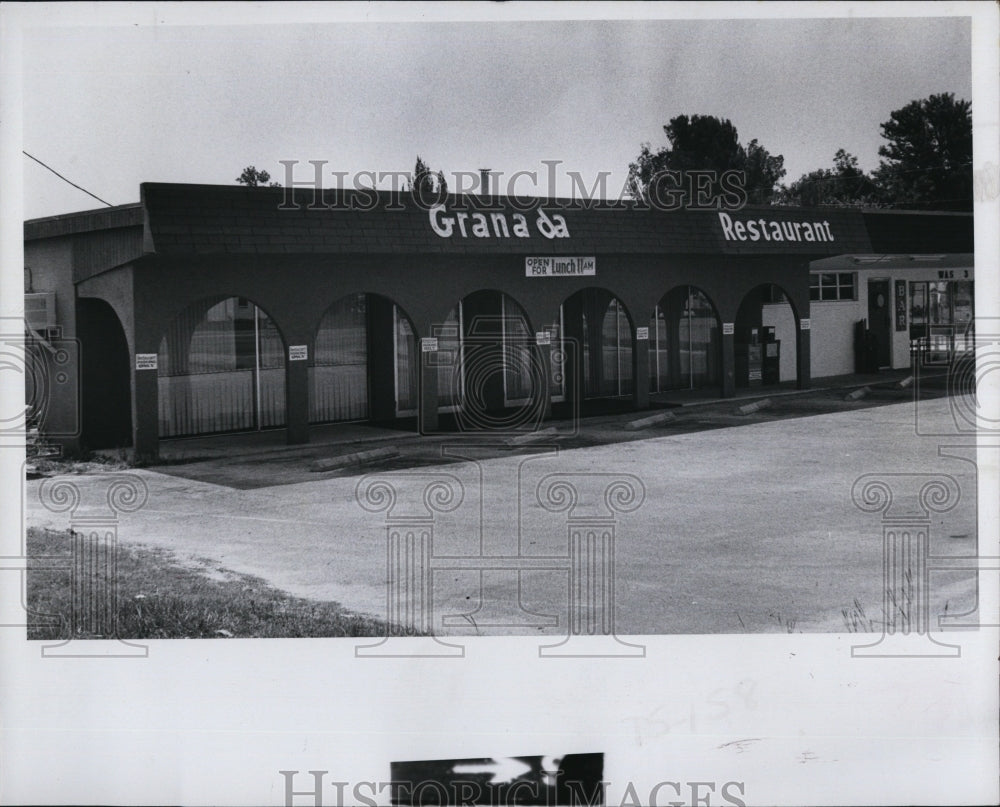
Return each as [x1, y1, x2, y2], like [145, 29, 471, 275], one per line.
[1, 3, 997, 805]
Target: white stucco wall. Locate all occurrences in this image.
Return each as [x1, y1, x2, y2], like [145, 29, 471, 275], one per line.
[808, 300, 860, 378]
[807, 260, 974, 379]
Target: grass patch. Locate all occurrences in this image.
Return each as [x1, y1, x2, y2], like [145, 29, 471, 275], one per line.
[29, 448, 133, 476]
[26, 527, 417, 640]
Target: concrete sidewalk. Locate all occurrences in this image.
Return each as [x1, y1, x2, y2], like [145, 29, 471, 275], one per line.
[128, 368, 946, 491]
[28, 394, 979, 636]
[144, 368, 931, 464]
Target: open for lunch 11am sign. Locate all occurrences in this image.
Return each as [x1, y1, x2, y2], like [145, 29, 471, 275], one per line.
[525, 256, 596, 277]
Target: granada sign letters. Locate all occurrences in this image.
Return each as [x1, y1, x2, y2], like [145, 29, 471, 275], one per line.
[430, 205, 569, 239]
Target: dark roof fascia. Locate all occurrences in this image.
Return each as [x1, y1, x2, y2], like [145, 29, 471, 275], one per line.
[24, 203, 143, 241]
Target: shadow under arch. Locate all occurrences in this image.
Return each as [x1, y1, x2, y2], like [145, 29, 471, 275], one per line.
[156, 294, 288, 438]
[648, 284, 724, 395]
[77, 297, 133, 449]
[735, 282, 800, 388]
[559, 286, 636, 402]
[432, 289, 547, 431]
[311, 292, 421, 424]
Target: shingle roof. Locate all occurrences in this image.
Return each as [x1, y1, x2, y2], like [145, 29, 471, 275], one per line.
[23, 185, 974, 259]
[138, 183, 875, 256]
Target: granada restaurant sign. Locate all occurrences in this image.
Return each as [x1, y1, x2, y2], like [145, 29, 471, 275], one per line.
[717, 211, 835, 243]
[429, 204, 570, 239]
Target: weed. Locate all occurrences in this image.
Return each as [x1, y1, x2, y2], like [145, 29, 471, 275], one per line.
[841, 598, 876, 633]
[767, 610, 799, 633]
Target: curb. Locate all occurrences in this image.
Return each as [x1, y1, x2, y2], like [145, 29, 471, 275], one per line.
[505, 427, 560, 445]
[735, 398, 772, 415]
[624, 411, 677, 430]
[310, 446, 400, 472]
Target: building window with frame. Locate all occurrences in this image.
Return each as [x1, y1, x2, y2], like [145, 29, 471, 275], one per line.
[810, 272, 856, 301]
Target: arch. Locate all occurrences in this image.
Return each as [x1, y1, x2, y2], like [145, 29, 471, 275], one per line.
[559, 287, 636, 401]
[648, 285, 723, 395]
[310, 293, 420, 423]
[734, 283, 800, 388]
[156, 295, 287, 437]
[76, 297, 132, 449]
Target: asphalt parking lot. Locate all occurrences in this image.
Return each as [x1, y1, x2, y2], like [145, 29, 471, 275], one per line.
[25, 374, 981, 636]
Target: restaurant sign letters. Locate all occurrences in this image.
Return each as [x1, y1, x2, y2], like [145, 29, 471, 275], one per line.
[718, 211, 835, 243]
[430, 205, 569, 239]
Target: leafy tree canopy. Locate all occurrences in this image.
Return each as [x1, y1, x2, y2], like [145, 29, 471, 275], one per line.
[874, 92, 972, 210]
[627, 114, 786, 205]
[236, 166, 281, 187]
[777, 149, 882, 208]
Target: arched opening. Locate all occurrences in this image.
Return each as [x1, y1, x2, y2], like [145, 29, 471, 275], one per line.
[560, 288, 634, 401]
[734, 284, 799, 388]
[156, 296, 286, 437]
[434, 290, 543, 427]
[648, 286, 722, 394]
[77, 298, 132, 448]
[310, 293, 418, 424]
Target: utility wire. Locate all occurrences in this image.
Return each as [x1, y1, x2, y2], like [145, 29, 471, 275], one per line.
[22, 151, 113, 207]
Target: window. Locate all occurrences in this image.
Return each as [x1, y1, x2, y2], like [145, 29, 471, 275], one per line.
[810, 272, 856, 301]
[909, 279, 976, 357]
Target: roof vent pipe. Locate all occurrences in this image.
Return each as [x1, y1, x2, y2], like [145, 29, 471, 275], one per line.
[479, 168, 491, 197]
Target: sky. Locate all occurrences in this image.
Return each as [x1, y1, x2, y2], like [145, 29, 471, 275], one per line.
[18, 10, 972, 219]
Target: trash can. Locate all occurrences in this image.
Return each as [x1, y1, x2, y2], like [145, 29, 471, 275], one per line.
[854, 319, 879, 374]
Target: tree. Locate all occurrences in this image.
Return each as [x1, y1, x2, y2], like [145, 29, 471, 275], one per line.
[743, 139, 789, 205]
[236, 166, 281, 187]
[627, 114, 785, 205]
[873, 93, 972, 211]
[777, 149, 882, 207]
[409, 155, 448, 199]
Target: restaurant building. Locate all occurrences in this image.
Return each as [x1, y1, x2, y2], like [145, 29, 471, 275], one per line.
[22, 182, 974, 457]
